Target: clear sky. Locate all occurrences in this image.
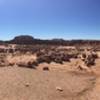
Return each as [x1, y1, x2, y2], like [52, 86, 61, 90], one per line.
[0, 0, 100, 40]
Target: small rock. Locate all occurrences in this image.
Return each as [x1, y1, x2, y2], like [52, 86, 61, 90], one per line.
[56, 86, 63, 92]
[25, 83, 30, 87]
[43, 67, 49, 71]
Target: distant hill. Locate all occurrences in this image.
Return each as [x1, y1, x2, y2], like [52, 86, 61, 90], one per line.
[0, 35, 99, 46]
[9, 35, 35, 44]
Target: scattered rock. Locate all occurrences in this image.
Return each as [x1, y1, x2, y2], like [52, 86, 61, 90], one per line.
[25, 83, 30, 87]
[43, 67, 49, 71]
[56, 86, 63, 92]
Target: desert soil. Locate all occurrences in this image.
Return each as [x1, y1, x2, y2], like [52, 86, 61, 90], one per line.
[0, 59, 100, 100]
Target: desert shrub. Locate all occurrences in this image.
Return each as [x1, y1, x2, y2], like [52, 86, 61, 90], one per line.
[6, 54, 37, 68]
[37, 55, 51, 64]
[54, 58, 63, 64]
[84, 55, 95, 67]
[92, 53, 98, 59]
[43, 66, 49, 71]
[0, 53, 8, 67]
[82, 53, 86, 58]
[62, 54, 70, 62]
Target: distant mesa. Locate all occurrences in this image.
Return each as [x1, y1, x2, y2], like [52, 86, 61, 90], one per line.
[10, 35, 35, 44]
[52, 38, 65, 41]
[13, 35, 34, 41]
[0, 35, 100, 46]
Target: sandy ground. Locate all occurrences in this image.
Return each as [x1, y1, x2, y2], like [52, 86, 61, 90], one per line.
[0, 59, 100, 100]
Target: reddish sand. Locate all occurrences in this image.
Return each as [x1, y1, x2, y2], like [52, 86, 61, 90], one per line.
[0, 57, 100, 100]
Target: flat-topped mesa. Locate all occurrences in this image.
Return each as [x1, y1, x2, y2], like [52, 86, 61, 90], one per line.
[10, 35, 35, 44]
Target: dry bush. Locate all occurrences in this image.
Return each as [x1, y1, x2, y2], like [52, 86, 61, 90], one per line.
[92, 52, 98, 59]
[36, 50, 73, 64]
[37, 55, 51, 64]
[6, 53, 37, 68]
[83, 52, 98, 67]
[0, 53, 8, 67]
[82, 53, 86, 59]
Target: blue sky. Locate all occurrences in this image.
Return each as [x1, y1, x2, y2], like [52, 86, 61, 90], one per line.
[0, 0, 100, 40]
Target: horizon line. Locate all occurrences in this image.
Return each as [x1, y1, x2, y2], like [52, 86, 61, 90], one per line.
[0, 35, 100, 41]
